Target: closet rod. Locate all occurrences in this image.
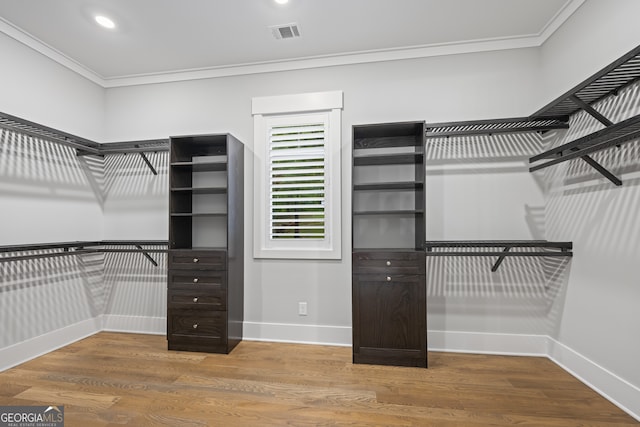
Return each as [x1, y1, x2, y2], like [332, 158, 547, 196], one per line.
[0, 240, 168, 264]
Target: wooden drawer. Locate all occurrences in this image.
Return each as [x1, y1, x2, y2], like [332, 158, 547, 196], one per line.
[169, 250, 226, 270]
[353, 251, 425, 275]
[168, 289, 226, 310]
[168, 270, 226, 290]
[352, 273, 425, 285]
[168, 310, 226, 341]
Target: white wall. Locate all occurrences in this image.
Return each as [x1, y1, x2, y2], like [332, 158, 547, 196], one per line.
[0, 30, 106, 361]
[102, 48, 545, 343]
[0, 31, 104, 141]
[539, 0, 640, 110]
[536, 0, 640, 416]
[0, 30, 106, 245]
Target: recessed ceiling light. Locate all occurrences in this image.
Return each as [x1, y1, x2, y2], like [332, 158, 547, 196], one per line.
[94, 15, 116, 29]
[274, 0, 289, 4]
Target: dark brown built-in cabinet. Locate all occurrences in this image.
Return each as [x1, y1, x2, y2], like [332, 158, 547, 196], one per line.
[167, 134, 244, 353]
[352, 122, 427, 368]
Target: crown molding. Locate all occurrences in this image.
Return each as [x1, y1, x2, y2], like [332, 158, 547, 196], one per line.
[0, 16, 105, 86]
[0, 0, 585, 89]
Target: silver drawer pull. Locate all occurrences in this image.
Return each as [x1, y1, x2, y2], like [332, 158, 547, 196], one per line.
[193, 258, 199, 263]
[193, 278, 199, 283]
[386, 276, 392, 282]
[193, 323, 198, 329]
[193, 297, 198, 303]
[386, 261, 391, 266]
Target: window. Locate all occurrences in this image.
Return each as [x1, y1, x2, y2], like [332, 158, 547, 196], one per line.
[252, 91, 343, 259]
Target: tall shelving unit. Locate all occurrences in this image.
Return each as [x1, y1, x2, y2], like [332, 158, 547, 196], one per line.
[167, 134, 244, 354]
[351, 121, 427, 368]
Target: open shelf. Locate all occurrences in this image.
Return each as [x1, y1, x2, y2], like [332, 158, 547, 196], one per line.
[0, 110, 168, 175]
[353, 181, 423, 191]
[528, 44, 640, 186]
[529, 112, 640, 178]
[531, 45, 640, 119]
[425, 240, 573, 272]
[170, 187, 228, 194]
[170, 213, 227, 217]
[353, 153, 424, 166]
[170, 161, 227, 172]
[0, 241, 167, 265]
[426, 117, 569, 138]
[354, 209, 424, 216]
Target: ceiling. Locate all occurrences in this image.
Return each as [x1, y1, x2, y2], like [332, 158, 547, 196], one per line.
[0, 0, 584, 87]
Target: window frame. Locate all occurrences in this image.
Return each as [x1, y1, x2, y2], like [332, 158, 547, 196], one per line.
[252, 91, 343, 259]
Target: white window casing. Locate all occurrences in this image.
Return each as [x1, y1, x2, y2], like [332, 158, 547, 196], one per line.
[252, 91, 343, 259]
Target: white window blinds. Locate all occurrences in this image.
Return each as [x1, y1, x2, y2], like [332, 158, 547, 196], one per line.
[269, 122, 326, 240]
[252, 90, 342, 259]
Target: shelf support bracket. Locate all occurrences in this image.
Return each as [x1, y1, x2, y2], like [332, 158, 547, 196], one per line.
[569, 95, 614, 127]
[491, 247, 511, 272]
[135, 144, 158, 175]
[139, 152, 158, 175]
[135, 245, 159, 267]
[571, 147, 622, 186]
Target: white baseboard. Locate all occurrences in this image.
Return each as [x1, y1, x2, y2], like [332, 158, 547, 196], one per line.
[102, 315, 166, 335]
[243, 321, 351, 346]
[547, 337, 640, 422]
[428, 330, 548, 356]
[0, 317, 102, 372]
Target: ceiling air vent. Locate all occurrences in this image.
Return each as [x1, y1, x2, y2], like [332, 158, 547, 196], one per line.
[270, 23, 300, 40]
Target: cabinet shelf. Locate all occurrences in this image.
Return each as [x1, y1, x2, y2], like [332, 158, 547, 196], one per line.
[170, 161, 227, 172]
[170, 213, 227, 218]
[353, 181, 423, 191]
[353, 153, 423, 166]
[170, 187, 228, 195]
[354, 209, 424, 216]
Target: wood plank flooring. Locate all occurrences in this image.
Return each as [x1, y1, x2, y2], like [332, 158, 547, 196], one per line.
[0, 332, 637, 426]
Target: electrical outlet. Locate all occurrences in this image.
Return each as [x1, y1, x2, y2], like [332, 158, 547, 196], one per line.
[298, 301, 308, 316]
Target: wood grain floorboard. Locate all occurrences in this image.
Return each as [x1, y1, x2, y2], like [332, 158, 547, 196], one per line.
[0, 332, 637, 426]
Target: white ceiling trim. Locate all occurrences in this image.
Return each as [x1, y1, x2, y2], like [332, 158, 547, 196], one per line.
[537, 0, 585, 43]
[0, 16, 104, 86]
[0, 0, 585, 89]
[104, 36, 543, 88]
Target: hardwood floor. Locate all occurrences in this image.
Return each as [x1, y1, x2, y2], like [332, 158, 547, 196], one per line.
[0, 332, 636, 426]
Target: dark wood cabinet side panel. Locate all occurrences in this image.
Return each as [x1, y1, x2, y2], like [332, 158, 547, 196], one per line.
[226, 135, 244, 345]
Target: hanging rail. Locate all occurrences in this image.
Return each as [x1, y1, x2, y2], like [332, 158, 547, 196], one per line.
[528, 44, 640, 185]
[424, 240, 573, 272]
[0, 241, 168, 266]
[0, 111, 169, 175]
[426, 117, 569, 138]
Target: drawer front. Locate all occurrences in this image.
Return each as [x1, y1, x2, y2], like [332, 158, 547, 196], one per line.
[169, 250, 226, 270]
[353, 273, 425, 285]
[168, 289, 226, 310]
[353, 251, 425, 275]
[168, 270, 227, 290]
[168, 310, 227, 341]
[352, 273, 426, 366]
